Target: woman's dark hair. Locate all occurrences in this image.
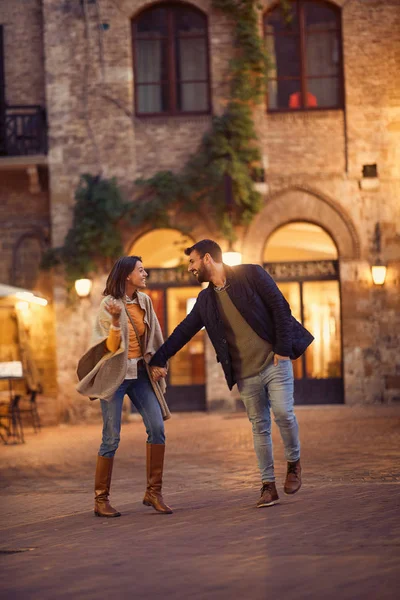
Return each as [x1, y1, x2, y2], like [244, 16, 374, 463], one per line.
[103, 255, 142, 299]
[184, 239, 222, 262]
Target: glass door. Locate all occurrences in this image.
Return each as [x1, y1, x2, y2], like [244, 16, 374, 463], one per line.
[303, 281, 342, 379]
[276, 278, 343, 404]
[166, 287, 205, 386]
[145, 287, 206, 411]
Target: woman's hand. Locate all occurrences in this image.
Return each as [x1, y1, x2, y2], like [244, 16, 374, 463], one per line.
[150, 366, 167, 382]
[105, 298, 122, 326]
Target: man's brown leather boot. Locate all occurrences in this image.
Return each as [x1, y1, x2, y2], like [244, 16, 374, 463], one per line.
[143, 443, 173, 514]
[94, 455, 121, 517]
[284, 459, 302, 495]
[257, 482, 280, 508]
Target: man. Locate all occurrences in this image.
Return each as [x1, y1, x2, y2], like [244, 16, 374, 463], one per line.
[150, 239, 314, 508]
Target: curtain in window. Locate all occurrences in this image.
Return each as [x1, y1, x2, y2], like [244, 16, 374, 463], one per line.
[136, 39, 162, 114]
[178, 37, 207, 112]
[306, 24, 339, 107]
[265, 25, 278, 110]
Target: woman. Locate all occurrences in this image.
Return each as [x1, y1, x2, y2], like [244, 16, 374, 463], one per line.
[77, 256, 172, 517]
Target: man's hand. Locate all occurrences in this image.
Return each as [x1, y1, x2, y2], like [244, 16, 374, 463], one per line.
[273, 353, 290, 366]
[150, 366, 167, 382]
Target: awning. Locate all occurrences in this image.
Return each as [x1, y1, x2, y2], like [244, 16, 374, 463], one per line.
[0, 284, 48, 305]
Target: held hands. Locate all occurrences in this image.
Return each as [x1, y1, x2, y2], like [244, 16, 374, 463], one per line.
[273, 353, 290, 366]
[150, 366, 167, 382]
[105, 298, 122, 326]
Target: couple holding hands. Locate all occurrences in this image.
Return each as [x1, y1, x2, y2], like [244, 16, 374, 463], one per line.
[77, 239, 313, 517]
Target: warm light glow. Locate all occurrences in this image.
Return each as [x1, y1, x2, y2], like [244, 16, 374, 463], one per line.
[15, 301, 29, 312]
[15, 291, 48, 306]
[223, 251, 242, 266]
[371, 265, 387, 286]
[186, 298, 197, 315]
[75, 278, 92, 298]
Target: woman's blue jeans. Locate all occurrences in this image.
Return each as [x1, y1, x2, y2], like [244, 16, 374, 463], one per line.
[237, 359, 300, 483]
[99, 364, 165, 458]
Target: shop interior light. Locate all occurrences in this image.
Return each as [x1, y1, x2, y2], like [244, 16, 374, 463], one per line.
[15, 301, 29, 312]
[186, 298, 196, 315]
[75, 278, 92, 298]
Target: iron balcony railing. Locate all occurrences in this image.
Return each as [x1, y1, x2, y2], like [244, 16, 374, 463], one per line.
[0, 105, 47, 157]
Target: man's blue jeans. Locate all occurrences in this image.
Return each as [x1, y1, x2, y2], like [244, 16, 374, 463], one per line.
[99, 364, 165, 458]
[237, 359, 300, 483]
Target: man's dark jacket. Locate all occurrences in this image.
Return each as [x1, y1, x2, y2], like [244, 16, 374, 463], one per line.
[150, 264, 314, 390]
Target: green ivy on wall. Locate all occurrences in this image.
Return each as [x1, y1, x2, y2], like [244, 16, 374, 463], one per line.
[41, 174, 128, 285]
[134, 0, 271, 241]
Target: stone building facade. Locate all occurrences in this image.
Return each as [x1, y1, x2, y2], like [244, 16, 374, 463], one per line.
[0, 0, 399, 422]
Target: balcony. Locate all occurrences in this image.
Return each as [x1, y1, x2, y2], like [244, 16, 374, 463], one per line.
[0, 105, 47, 158]
[0, 106, 48, 192]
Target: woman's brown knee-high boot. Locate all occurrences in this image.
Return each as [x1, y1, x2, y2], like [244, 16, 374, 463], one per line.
[143, 443, 173, 514]
[94, 455, 121, 517]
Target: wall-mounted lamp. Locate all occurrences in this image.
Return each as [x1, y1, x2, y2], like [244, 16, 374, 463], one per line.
[75, 278, 92, 298]
[371, 263, 387, 286]
[223, 250, 242, 266]
[371, 223, 387, 285]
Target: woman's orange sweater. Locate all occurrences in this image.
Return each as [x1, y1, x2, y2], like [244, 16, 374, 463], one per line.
[106, 303, 145, 358]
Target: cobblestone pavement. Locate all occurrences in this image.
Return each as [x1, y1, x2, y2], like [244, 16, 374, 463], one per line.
[0, 406, 400, 599]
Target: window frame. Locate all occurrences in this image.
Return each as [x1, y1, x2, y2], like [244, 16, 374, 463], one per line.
[131, 2, 212, 118]
[264, 0, 344, 113]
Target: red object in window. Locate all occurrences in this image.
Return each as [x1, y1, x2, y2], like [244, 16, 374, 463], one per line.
[289, 91, 317, 108]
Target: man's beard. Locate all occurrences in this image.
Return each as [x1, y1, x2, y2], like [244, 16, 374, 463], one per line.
[194, 265, 209, 283]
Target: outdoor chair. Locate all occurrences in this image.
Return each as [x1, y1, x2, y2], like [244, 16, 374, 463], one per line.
[0, 393, 25, 444]
[18, 388, 41, 433]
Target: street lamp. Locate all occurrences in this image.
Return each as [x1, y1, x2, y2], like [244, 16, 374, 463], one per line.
[75, 278, 92, 298]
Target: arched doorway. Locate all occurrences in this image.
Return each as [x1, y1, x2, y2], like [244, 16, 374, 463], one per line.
[130, 229, 206, 411]
[264, 222, 344, 404]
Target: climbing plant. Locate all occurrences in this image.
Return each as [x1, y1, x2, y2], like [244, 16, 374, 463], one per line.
[133, 0, 272, 241]
[41, 174, 128, 284]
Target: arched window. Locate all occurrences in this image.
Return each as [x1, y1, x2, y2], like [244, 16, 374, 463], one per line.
[264, 1, 343, 111]
[129, 229, 193, 268]
[132, 3, 210, 116]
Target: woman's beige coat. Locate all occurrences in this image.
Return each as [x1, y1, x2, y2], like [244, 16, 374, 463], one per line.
[76, 293, 171, 420]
